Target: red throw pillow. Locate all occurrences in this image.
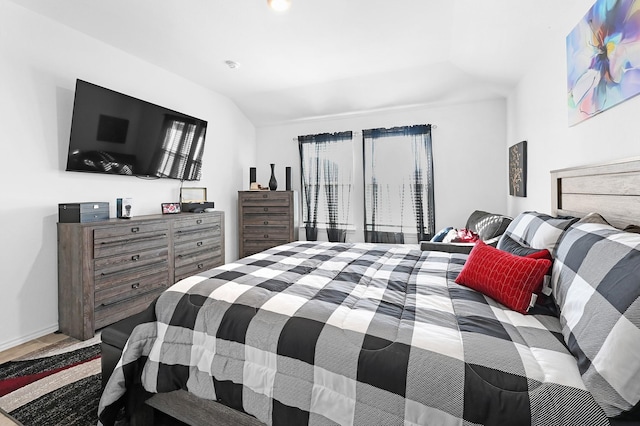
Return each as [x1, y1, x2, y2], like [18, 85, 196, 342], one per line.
[524, 248, 551, 260]
[455, 241, 552, 314]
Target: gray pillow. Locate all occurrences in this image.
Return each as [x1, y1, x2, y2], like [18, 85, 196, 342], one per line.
[465, 210, 512, 241]
[552, 222, 640, 418]
[499, 211, 578, 255]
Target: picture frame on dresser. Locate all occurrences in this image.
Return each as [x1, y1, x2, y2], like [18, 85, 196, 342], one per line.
[161, 202, 181, 214]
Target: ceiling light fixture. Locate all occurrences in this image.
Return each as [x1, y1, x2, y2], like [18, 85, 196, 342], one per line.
[267, 0, 291, 12]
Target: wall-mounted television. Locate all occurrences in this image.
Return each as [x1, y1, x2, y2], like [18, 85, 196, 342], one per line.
[66, 79, 208, 181]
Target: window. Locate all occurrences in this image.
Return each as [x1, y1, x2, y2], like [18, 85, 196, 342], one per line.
[298, 131, 353, 242]
[362, 124, 434, 244]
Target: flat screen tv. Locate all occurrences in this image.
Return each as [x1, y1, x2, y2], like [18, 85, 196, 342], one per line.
[66, 79, 208, 181]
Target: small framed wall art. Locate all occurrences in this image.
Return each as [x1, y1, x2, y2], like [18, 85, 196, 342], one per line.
[509, 141, 527, 197]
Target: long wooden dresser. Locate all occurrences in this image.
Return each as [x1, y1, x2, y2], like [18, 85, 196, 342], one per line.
[238, 191, 298, 258]
[58, 211, 224, 340]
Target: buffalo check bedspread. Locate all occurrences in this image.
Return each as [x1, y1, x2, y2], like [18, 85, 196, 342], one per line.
[98, 241, 609, 426]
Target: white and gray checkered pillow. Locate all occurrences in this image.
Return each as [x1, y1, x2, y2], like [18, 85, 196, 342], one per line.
[552, 222, 640, 418]
[499, 211, 578, 255]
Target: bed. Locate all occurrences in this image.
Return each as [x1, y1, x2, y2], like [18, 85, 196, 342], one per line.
[98, 157, 640, 426]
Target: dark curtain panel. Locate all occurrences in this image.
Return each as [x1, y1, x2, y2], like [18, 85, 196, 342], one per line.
[299, 131, 353, 242]
[362, 124, 434, 244]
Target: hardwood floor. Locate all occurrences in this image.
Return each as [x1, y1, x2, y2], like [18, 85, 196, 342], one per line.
[0, 333, 69, 364]
[0, 412, 19, 426]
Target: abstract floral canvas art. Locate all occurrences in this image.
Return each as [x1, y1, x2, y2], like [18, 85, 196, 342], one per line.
[509, 141, 526, 197]
[567, 0, 640, 125]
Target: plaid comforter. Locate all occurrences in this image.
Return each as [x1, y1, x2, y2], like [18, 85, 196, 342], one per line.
[98, 241, 609, 426]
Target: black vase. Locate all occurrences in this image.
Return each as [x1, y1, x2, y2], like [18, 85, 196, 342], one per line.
[305, 225, 318, 241]
[269, 163, 278, 190]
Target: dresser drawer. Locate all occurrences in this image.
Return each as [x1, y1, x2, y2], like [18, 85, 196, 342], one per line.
[94, 221, 168, 239]
[241, 238, 290, 256]
[174, 237, 221, 257]
[173, 227, 221, 246]
[175, 255, 223, 282]
[242, 206, 290, 217]
[240, 192, 291, 206]
[95, 270, 169, 307]
[173, 214, 222, 232]
[94, 285, 164, 330]
[242, 226, 290, 238]
[94, 247, 169, 277]
[94, 259, 169, 292]
[93, 232, 169, 259]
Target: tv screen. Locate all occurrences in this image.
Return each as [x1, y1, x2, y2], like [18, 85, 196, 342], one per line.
[66, 79, 208, 181]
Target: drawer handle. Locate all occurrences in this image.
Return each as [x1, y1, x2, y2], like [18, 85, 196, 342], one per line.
[131, 227, 139, 233]
[131, 254, 140, 261]
[264, 234, 269, 238]
[131, 283, 140, 289]
[197, 263, 204, 269]
[264, 221, 269, 225]
[197, 219, 202, 225]
[263, 207, 269, 212]
[197, 241, 203, 247]
[262, 194, 268, 198]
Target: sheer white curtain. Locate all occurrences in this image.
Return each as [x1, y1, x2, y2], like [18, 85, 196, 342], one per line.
[362, 125, 434, 244]
[299, 132, 354, 242]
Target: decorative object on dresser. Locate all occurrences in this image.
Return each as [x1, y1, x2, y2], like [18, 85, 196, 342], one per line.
[161, 202, 181, 214]
[57, 211, 224, 340]
[116, 197, 133, 218]
[237, 190, 298, 258]
[268, 163, 278, 190]
[180, 186, 214, 213]
[249, 167, 257, 188]
[285, 166, 292, 190]
[58, 202, 109, 223]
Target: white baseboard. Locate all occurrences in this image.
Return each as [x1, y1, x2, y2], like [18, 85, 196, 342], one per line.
[0, 324, 60, 353]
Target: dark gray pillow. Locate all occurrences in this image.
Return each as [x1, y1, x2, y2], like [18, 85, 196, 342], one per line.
[497, 234, 543, 257]
[465, 210, 512, 241]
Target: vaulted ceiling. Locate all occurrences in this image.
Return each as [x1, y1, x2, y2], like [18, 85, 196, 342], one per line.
[10, 0, 576, 126]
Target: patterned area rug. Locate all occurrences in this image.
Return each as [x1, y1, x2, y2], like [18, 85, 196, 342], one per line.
[0, 335, 102, 426]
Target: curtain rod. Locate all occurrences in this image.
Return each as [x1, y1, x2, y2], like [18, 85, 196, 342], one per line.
[292, 124, 437, 141]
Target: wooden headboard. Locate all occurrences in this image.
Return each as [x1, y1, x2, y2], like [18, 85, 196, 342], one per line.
[551, 156, 640, 229]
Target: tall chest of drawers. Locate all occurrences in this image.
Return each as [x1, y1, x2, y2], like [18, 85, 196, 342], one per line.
[58, 212, 224, 340]
[238, 191, 298, 258]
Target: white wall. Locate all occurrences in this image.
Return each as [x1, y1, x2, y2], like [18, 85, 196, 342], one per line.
[256, 98, 508, 241]
[507, 0, 640, 217]
[0, 1, 256, 351]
